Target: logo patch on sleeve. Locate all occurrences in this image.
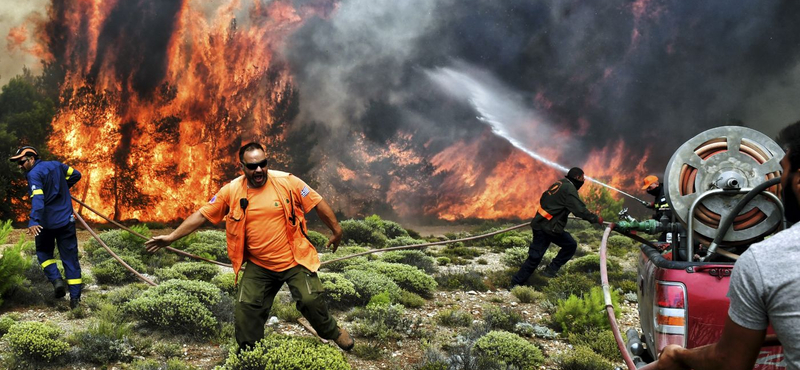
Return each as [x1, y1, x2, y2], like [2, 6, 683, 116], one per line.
[300, 186, 310, 198]
[209, 195, 217, 204]
[31, 185, 37, 190]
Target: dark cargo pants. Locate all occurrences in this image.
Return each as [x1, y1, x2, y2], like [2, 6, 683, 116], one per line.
[36, 220, 82, 299]
[235, 262, 339, 349]
[510, 229, 578, 286]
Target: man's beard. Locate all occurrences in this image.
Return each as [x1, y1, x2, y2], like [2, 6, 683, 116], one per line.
[783, 172, 800, 226]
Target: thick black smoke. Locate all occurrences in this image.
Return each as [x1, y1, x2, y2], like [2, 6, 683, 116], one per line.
[286, 0, 800, 184]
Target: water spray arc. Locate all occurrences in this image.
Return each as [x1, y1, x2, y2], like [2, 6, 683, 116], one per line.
[430, 66, 650, 205]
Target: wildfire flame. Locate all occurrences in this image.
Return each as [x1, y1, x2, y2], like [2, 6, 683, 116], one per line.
[13, 0, 653, 223]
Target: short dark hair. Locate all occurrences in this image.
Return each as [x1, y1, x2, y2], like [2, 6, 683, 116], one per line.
[776, 120, 800, 171]
[238, 142, 264, 162]
[566, 167, 584, 179]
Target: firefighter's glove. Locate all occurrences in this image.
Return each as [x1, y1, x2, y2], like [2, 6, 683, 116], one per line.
[597, 216, 604, 225]
[641, 200, 654, 208]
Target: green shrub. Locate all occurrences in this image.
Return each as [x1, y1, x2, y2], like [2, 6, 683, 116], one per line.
[501, 247, 528, 268]
[153, 341, 183, 359]
[92, 253, 148, 285]
[381, 219, 410, 239]
[320, 246, 370, 272]
[272, 295, 302, 322]
[511, 285, 541, 303]
[441, 243, 482, 259]
[0, 237, 32, 306]
[130, 358, 199, 370]
[352, 343, 383, 360]
[555, 344, 615, 370]
[436, 257, 450, 266]
[184, 242, 227, 263]
[343, 269, 401, 304]
[568, 329, 624, 361]
[607, 235, 637, 256]
[543, 273, 595, 303]
[398, 289, 426, 308]
[574, 228, 603, 245]
[553, 287, 619, 334]
[0, 219, 12, 244]
[124, 280, 223, 338]
[85, 226, 151, 262]
[320, 272, 361, 309]
[474, 331, 544, 370]
[306, 230, 329, 251]
[565, 254, 620, 274]
[348, 303, 411, 341]
[155, 261, 220, 282]
[218, 333, 351, 370]
[385, 236, 427, 248]
[435, 270, 487, 291]
[212, 272, 237, 296]
[380, 250, 436, 273]
[483, 305, 523, 331]
[616, 279, 638, 294]
[345, 261, 437, 297]
[70, 315, 133, 364]
[0, 313, 20, 336]
[495, 235, 531, 251]
[435, 308, 472, 327]
[341, 219, 387, 248]
[6, 321, 69, 363]
[105, 282, 147, 306]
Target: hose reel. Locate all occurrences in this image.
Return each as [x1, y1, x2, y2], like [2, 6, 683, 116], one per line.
[664, 126, 784, 246]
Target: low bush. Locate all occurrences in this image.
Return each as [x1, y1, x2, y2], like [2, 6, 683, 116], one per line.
[440, 243, 482, 259]
[553, 286, 619, 334]
[574, 228, 603, 245]
[511, 285, 542, 303]
[565, 254, 620, 274]
[474, 330, 544, 370]
[0, 238, 31, 306]
[495, 235, 531, 251]
[320, 272, 361, 309]
[435, 270, 487, 292]
[435, 308, 473, 327]
[6, 321, 69, 363]
[348, 303, 414, 341]
[272, 295, 302, 322]
[212, 272, 237, 296]
[436, 257, 450, 266]
[398, 289, 427, 308]
[346, 261, 437, 297]
[341, 219, 387, 248]
[343, 269, 401, 304]
[85, 226, 151, 262]
[555, 344, 615, 370]
[184, 242, 228, 263]
[155, 261, 220, 282]
[92, 253, 148, 285]
[386, 236, 428, 249]
[483, 305, 523, 332]
[607, 235, 638, 256]
[129, 358, 199, 370]
[320, 246, 370, 272]
[0, 313, 20, 336]
[352, 343, 383, 360]
[217, 333, 351, 370]
[568, 329, 625, 361]
[379, 250, 436, 273]
[70, 316, 133, 364]
[306, 230, 329, 251]
[124, 279, 223, 338]
[501, 247, 528, 268]
[542, 273, 595, 303]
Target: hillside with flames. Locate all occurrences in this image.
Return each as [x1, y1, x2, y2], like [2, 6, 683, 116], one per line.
[2, 0, 800, 223]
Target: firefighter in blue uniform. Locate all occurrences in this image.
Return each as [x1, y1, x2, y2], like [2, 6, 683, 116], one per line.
[11, 146, 83, 308]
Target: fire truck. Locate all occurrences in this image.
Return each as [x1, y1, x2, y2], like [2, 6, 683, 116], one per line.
[616, 126, 786, 369]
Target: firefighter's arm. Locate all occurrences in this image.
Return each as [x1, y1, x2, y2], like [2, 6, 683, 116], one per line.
[145, 211, 209, 252]
[314, 199, 343, 252]
[565, 192, 600, 224]
[654, 316, 765, 370]
[27, 172, 45, 230]
[63, 163, 81, 188]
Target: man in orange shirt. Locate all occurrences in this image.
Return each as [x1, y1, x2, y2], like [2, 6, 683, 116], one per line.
[145, 142, 353, 351]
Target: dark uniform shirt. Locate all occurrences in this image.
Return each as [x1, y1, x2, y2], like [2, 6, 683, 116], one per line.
[649, 184, 670, 221]
[26, 160, 81, 229]
[531, 178, 599, 234]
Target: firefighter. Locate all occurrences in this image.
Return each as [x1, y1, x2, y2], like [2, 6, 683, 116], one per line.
[10, 146, 83, 308]
[641, 175, 671, 242]
[510, 167, 603, 287]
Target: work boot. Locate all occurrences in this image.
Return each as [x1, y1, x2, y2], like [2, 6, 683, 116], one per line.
[52, 278, 67, 298]
[334, 327, 355, 351]
[70, 298, 80, 309]
[541, 267, 559, 278]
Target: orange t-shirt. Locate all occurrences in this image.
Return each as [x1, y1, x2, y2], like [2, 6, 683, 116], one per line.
[200, 175, 322, 272]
